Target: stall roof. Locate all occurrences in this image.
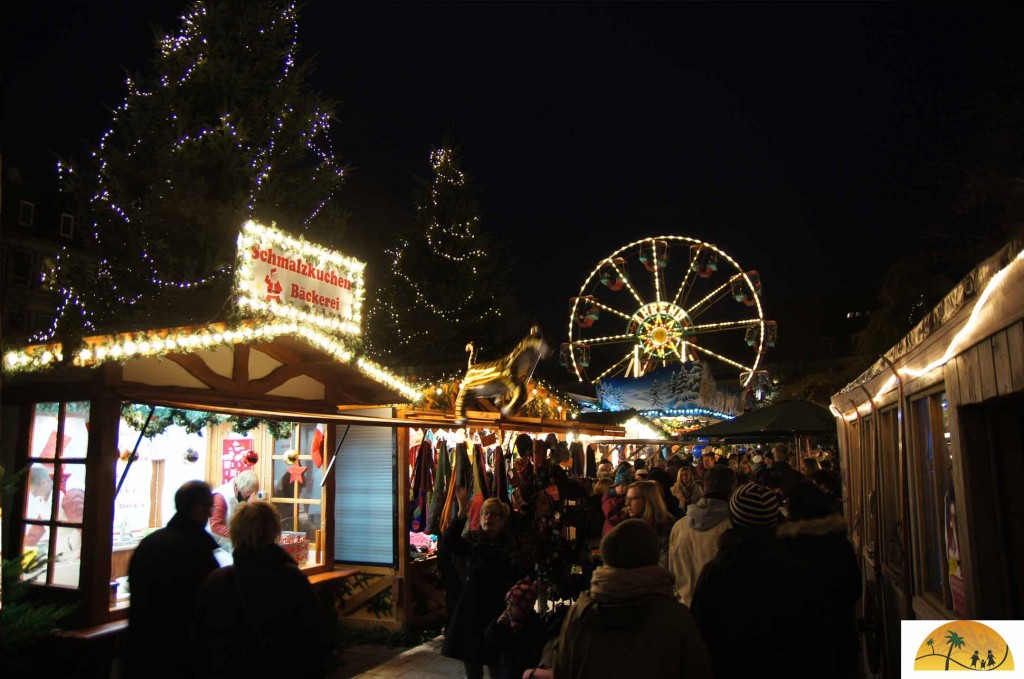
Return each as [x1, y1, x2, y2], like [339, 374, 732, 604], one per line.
[686, 399, 834, 442]
[2, 319, 421, 405]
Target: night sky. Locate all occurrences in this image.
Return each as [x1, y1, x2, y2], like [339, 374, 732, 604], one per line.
[3, 2, 1018, 372]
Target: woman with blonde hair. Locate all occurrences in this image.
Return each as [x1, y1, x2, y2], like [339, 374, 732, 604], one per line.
[624, 480, 676, 567]
[671, 466, 704, 511]
[193, 501, 332, 677]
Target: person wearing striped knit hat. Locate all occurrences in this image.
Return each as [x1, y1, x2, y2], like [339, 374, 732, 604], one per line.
[690, 482, 837, 679]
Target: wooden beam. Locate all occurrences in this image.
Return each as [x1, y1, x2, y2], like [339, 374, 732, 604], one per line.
[251, 341, 305, 367]
[248, 364, 313, 394]
[340, 574, 393, 616]
[165, 353, 240, 392]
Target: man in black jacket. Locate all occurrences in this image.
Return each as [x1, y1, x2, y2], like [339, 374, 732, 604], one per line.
[691, 482, 835, 679]
[770, 444, 805, 496]
[125, 481, 218, 678]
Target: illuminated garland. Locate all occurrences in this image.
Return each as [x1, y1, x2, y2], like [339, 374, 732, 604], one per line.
[4, 320, 422, 403]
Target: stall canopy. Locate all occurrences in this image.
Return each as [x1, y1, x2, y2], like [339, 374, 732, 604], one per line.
[686, 399, 834, 442]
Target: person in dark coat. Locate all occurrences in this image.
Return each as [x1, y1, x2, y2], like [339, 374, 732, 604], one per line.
[552, 520, 713, 679]
[779, 483, 862, 679]
[126, 481, 218, 679]
[192, 501, 332, 678]
[442, 486, 522, 679]
[691, 482, 835, 679]
[770, 444, 805, 496]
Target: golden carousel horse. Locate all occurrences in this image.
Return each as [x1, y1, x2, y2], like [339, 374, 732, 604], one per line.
[454, 326, 552, 425]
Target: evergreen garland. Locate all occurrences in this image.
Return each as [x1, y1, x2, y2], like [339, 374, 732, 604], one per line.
[120, 404, 293, 440]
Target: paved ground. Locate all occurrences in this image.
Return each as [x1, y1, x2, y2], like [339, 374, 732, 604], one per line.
[330, 636, 464, 679]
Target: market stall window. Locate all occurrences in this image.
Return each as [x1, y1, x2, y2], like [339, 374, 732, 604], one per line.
[911, 391, 958, 614]
[111, 405, 325, 610]
[21, 401, 89, 588]
[269, 423, 326, 567]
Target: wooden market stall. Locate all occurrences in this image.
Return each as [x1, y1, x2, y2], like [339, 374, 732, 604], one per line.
[1, 220, 632, 645]
[830, 236, 1024, 676]
[0, 318, 423, 633]
[347, 400, 628, 631]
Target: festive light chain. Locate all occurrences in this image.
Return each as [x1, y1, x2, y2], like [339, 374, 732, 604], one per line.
[3, 321, 421, 403]
[72, 0, 342, 311]
[234, 220, 365, 336]
[421, 147, 488, 263]
[640, 407, 734, 420]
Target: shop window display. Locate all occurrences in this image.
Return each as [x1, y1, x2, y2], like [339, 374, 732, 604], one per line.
[22, 401, 89, 588]
[269, 423, 326, 567]
[110, 405, 324, 610]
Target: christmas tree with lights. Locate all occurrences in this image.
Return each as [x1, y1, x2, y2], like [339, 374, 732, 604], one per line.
[47, 0, 346, 345]
[371, 143, 516, 367]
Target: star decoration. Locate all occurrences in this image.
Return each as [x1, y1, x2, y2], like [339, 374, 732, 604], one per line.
[286, 460, 307, 484]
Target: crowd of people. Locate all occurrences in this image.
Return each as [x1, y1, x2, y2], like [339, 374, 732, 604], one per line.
[437, 440, 859, 679]
[121, 440, 855, 679]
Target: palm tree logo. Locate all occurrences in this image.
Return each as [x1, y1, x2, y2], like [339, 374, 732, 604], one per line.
[944, 630, 966, 671]
[914, 620, 1014, 671]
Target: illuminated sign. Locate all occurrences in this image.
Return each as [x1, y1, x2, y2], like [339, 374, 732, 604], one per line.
[234, 220, 364, 335]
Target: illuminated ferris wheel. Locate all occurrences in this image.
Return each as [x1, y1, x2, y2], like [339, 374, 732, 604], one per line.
[563, 236, 776, 387]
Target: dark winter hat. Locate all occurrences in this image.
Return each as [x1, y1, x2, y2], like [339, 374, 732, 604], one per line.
[613, 462, 633, 487]
[514, 434, 534, 457]
[704, 465, 736, 499]
[729, 482, 781, 529]
[785, 482, 832, 520]
[647, 467, 672, 493]
[600, 519, 659, 568]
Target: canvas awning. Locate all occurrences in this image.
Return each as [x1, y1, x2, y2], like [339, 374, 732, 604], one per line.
[686, 399, 834, 442]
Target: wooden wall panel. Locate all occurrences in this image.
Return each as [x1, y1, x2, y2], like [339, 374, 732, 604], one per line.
[991, 329, 1014, 397]
[961, 345, 983, 405]
[1008, 321, 1024, 392]
[977, 338, 998, 401]
[944, 357, 962, 409]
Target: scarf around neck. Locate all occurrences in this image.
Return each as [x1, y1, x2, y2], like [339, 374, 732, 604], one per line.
[588, 565, 675, 600]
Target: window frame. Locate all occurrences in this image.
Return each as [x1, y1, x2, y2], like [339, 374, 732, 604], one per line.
[59, 213, 75, 239]
[18, 200, 36, 227]
[909, 388, 955, 613]
[21, 401, 89, 588]
[878, 407, 903, 577]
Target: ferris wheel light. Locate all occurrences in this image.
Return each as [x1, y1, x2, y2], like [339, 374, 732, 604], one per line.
[569, 236, 768, 389]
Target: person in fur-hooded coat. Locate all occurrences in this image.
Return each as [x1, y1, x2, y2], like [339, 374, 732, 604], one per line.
[778, 483, 862, 679]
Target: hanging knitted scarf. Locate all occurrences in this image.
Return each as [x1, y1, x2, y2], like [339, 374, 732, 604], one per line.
[410, 435, 435, 533]
[426, 436, 450, 535]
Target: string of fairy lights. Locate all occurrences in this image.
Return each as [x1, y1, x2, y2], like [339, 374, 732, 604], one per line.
[39, 0, 344, 342]
[234, 220, 365, 335]
[5, 320, 421, 403]
[373, 146, 502, 351]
